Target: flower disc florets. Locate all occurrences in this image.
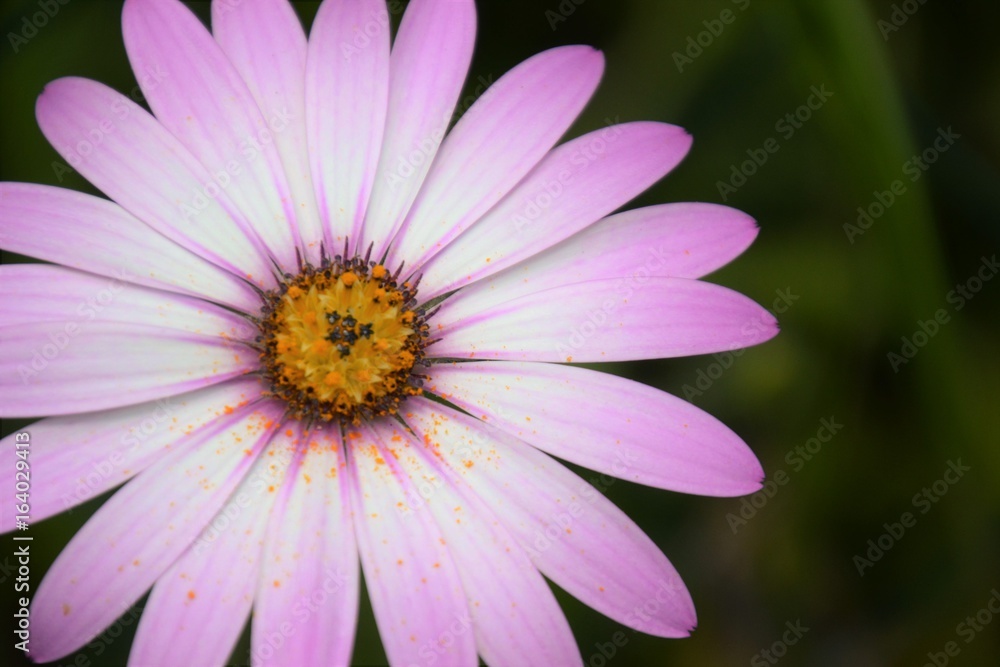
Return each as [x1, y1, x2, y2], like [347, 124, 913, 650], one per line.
[258, 253, 429, 424]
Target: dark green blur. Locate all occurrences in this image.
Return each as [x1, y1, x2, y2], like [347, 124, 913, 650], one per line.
[1, 0, 998, 665]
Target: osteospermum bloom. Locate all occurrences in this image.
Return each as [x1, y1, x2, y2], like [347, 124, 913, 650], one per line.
[0, 0, 778, 664]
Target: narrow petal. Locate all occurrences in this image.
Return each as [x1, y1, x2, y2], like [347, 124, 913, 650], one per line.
[0, 322, 255, 417]
[437, 203, 759, 318]
[36, 77, 277, 289]
[129, 426, 293, 667]
[406, 399, 697, 637]
[419, 122, 693, 299]
[0, 265, 253, 338]
[0, 377, 265, 532]
[252, 425, 359, 667]
[0, 183, 261, 312]
[428, 277, 779, 363]
[123, 0, 301, 270]
[212, 0, 325, 265]
[347, 422, 476, 667]
[385, 420, 582, 667]
[386, 46, 605, 272]
[29, 401, 283, 663]
[306, 0, 390, 249]
[364, 0, 477, 258]
[428, 362, 763, 495]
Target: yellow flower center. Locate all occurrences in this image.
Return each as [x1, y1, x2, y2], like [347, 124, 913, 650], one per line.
[258, 259, 427, 424]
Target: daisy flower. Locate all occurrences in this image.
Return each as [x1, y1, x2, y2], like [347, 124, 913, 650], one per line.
[0, 0, 778, 665]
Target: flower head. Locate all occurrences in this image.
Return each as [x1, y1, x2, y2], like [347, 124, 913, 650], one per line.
[0, 0, 778, 665]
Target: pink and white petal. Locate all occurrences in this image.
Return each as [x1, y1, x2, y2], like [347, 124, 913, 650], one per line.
[386, 46, 606, 272]
[364, 0, 477, 258]
[573, 203, 761, 280]
[253, 425, 359, 667]
[0, 322, 255, 418]
[129, 426, 294, 667]
[306, 0, 390, 250]
[348, 422, 476, 667]
[29, 401, 283, 664]
[428, 362, 763, 496]
[0, 265, 253, 339]
[419, 122, 692, 300]
[123, 0, 300, 270]
[438, 203, 759, 318]
[406, 399, 696, 637]
[386, 420, 582, 667]
[212, 0, 325, 265]
[0, 183, 261, 312]
[428, 277, 779, 363]
[36, 77, 277, 289]
[0, 377, 265, 532]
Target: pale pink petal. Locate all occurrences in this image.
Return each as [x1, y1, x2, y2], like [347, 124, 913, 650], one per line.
[35, 77, 277, 289]
[29, 401, 283, 664]
[406, 399, 696, 637]
[386, 46, 605, 272]
[0, 377, 265, 532]
[306, 0, 390, 250]
[364, 0, 477, 258]
[129, 426, 294, 667]
[212, 0, 325, 265]
[123, 0, 301, 270]
[428, 277, 778, 363]
[0, 265, 253, 338]
[0, 183, 260, 312]
[0, 322, 255, 417]
[428, 362, 763, 496]
[419, 122, 693, 299]
[347, 422, 476, 667]
[384, 420, 582, 667]
[252, 425, 359, 667]
[437, 203, 759, 318]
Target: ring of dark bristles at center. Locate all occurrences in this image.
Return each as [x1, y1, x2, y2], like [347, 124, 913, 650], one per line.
[252, 249, 433, 426]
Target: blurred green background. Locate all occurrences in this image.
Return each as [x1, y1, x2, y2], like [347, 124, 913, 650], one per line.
[2, 0, 999, 665]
